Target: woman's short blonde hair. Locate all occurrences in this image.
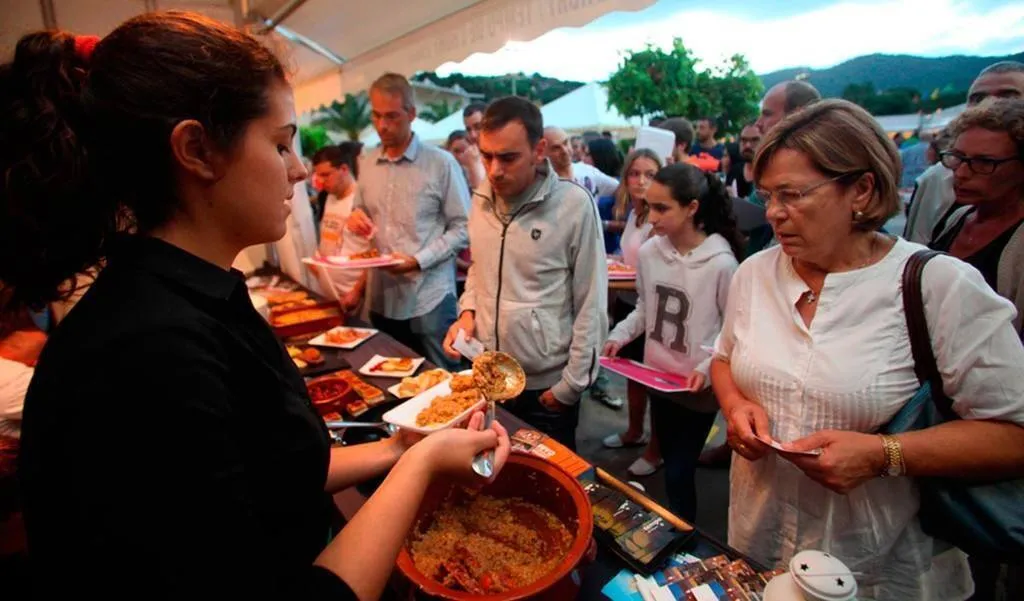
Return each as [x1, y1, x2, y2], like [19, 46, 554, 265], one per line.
[947, 98, 1024, 157]
[752, 98, 901, 231]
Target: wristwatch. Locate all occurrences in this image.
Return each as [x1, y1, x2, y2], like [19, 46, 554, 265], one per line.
[878, 434, 905, 477]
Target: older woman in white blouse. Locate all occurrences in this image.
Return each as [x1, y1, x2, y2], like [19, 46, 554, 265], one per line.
[711, 99, 1024, 600]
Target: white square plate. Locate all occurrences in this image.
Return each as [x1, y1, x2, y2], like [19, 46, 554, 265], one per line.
[357, 354, 425, 379]
[308, 326, 379, 350]
[382, 370, 485, 434]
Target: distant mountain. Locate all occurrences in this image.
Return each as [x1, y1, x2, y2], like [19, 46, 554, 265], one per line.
[760, 52, 1024, 98]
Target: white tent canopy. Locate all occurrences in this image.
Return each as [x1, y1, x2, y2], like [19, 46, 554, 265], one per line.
[3, 0, 655, 288]
[358, 117, 451, 148]
[421, 110, 471, 146]
[875, 103, 967, 134]
[3, 0, 656, 114]
[540, 82, 643, 134]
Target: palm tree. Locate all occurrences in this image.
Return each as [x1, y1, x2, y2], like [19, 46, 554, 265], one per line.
[313, 93, 371, 141]
[419, 98, 462, 123]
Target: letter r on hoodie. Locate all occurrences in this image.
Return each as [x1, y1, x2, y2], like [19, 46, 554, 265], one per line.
[651, 284, 690, 353]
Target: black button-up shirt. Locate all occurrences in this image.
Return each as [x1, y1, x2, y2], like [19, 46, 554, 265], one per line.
[19, 236, 355, 598]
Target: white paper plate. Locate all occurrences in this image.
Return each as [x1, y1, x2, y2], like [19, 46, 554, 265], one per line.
[357, 354, 425, 379]
[302, 255, 402, 270]
[382, 370, 485, 434]
[308, 326, 379, 350]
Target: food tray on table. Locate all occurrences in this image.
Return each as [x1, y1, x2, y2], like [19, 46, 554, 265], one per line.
[382, 371, 485, 435]
[308, 326, 378, 350]
[270, 302, 343, 338]
[357, 354, 425, 379]
[285, 344, 349, 378]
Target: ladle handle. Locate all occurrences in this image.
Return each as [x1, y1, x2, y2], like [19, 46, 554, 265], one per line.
[471, 399, 496, 478]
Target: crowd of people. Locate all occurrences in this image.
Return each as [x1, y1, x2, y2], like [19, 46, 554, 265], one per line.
[1, 9, 1024, 601]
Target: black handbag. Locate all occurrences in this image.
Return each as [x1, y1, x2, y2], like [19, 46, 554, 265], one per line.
[880, 250, 1024, 559]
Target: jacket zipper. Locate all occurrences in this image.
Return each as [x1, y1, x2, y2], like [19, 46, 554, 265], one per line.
[492, 200, 532, 351]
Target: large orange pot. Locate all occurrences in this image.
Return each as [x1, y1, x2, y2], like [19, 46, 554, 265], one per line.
[396, 454, 594, 600]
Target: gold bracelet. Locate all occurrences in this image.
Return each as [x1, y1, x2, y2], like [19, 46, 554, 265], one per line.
[878, 434, 905, 478]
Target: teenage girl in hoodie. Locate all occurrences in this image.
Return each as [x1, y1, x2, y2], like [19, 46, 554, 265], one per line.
[603, 162, 743, 521]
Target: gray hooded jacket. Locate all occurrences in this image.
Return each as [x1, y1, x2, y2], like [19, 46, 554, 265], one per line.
[459, 163, 608, 404]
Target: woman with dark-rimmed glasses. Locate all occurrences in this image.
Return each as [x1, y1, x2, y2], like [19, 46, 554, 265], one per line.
[929, 99, 1024, 336]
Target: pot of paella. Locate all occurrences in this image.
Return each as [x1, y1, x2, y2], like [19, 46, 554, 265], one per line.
[395, 453, 594, 600]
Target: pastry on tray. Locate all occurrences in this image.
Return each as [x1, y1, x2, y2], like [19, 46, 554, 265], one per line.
[397, 369, 451, 398]
[369, 357, 415, 373]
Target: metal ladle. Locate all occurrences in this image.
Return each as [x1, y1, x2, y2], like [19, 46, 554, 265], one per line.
[470, 351, 526, 478]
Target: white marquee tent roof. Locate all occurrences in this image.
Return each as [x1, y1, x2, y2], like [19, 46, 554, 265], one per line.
[384, 81, 647, 147]
[874, 103, 968, 134]
[358, 117, 452, 148]
[420, 110, 472, 146]
[2, 0, 656, 289]
[3, 0, 656, 114]
[540, 81, 643, 133]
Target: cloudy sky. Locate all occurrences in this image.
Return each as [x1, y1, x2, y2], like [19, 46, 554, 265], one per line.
[435, 0, 1024, 80]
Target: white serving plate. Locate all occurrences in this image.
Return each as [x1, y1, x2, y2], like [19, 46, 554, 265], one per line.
[308, 326, 379, 350]
[382, 370, 485, 434]
[302, 255, 402, 270]
[357, 354, 425, 379]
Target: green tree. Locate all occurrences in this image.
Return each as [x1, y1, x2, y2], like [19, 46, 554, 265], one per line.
[868, 90, 918, 116]
[299, 125, 331, 158]
[419, 98, 462, 123]
[842, 82, 877, 108]
[920, 88, 968, 112]
[313, 93, 370, 141]
[843, 83, 926, 116]
[706, 54, 764, 133]
[605, 39, 762, 134]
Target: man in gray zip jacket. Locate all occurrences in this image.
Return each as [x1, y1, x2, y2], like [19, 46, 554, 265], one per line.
[443, 97, 608, 451]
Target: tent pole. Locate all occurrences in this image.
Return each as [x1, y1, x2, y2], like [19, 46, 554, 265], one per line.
[39, 0, 57, 29]
[257, 0, 308, 34]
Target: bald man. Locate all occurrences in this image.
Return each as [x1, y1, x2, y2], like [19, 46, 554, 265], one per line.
[544, 126, 619, 201]
[755, 80, 821, 134]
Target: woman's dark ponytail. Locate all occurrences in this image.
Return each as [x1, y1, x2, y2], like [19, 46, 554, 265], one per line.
[699, 171, 745, 261]
[652, 163, 745, 261]
[0, 31, 111, 313]
[1, 12, 287, 315]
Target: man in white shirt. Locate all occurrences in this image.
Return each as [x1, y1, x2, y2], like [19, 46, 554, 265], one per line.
[313, 143, 359, 257]
[543, 126, 619, 199]
[311, 143, 367, 302]
[904, 61, 1024, 243]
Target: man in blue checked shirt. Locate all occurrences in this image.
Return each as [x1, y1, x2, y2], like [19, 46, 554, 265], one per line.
[346, 74, 469, 370]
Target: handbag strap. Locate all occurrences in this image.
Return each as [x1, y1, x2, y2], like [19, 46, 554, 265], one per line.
[901, 249, 957, 420]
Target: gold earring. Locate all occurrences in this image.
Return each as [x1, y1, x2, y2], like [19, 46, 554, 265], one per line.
[854, 210, 865, 221]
